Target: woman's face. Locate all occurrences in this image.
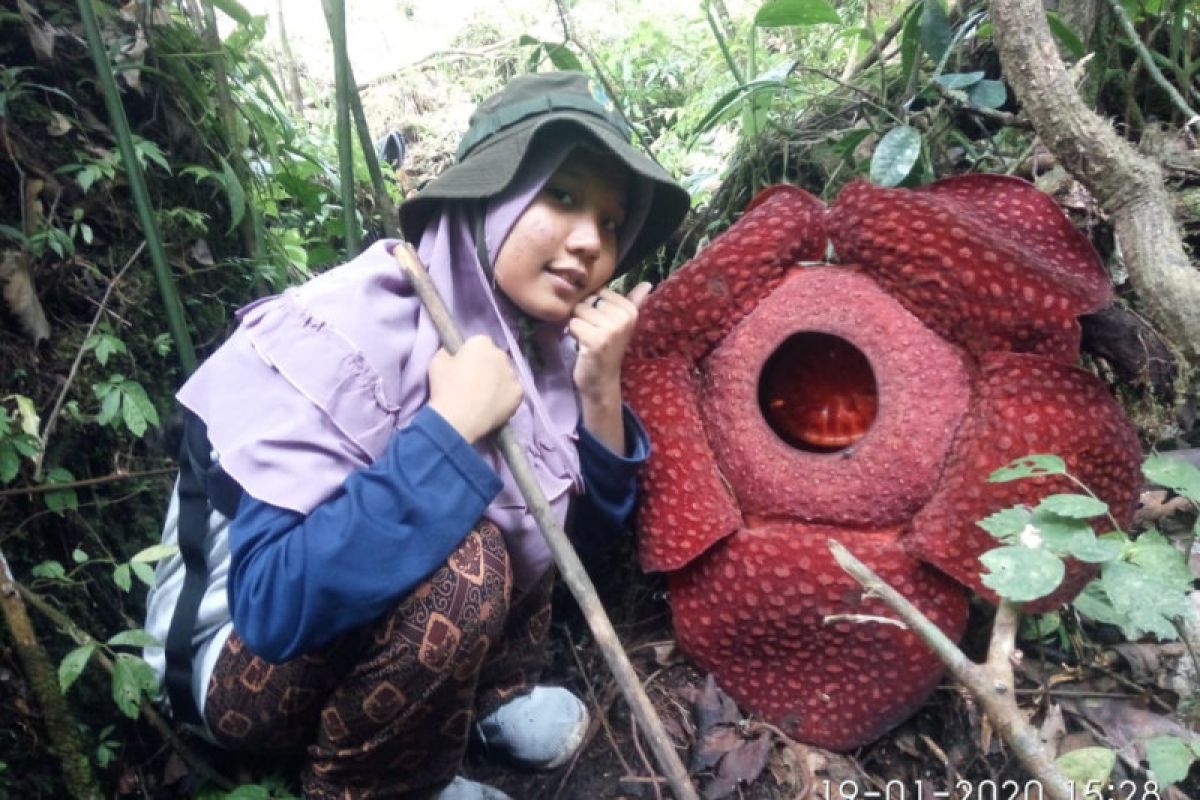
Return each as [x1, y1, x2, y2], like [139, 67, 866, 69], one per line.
[493, 148, 631, 323]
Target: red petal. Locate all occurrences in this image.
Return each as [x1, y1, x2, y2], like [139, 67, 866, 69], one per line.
[668, 524, 968, 751]
[631, 184, 828, 362]
[829, 175, 1111, 362]
[700, 267, 971, 526]
[622, 357, 743, 572]
[906, 352, 1142, 611]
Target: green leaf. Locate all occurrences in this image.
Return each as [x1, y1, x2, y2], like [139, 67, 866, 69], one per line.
[131, 543, 179, 563]
[933, 71, 985, 89]
[13, 395, 39, 436]
[107, 629, 160, 649]
[118, 380, 159, 438]
[112, 563, 132, 593]
[111, 653, 158, 718]
[977, 506, 1032, 540]
[1045, 11, 1085, 59]
[97, 386, 121, 426]
[1146, 735, 1197, 785]
[219, 156, 246, 233]
[58, 645, 95, 693]
[546, 44, 584, 72]
[869, 126, 922, 187]
[43, 466, 78, 515]
[0, 441, 19, 483]
[1036, 494, 1109, 519]
[1128, 530, 1194, 590]
[919, 0, 952, 64]
[1074, 580, 1123, 625]
[967, 80, 1007, 109]
[31, 560, 66, 580]
[988, 454, 1068, 482]
[1055, 747, 1116, 787]
[1065, 532, 1126, 564]
[1142, 454, 1200, 503]
[1028, 510, 1093, 551]
[85, 332, 127, 367]
[131, 561, 156, 588]
[11, 433, 39, 458]
[980, 546, 1065, 602]
[71, 548, 88, 564]
[206, 0, 254, 26]
[755, 0, 840, 27]
[1100, 560, 1191, 640]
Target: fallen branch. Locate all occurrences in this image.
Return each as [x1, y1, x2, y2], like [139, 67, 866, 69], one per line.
[0, 547, 101, 799]
[828, 539, 1075, 800]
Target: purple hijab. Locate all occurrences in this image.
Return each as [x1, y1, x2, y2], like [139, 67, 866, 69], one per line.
[177, 136, 643, 588]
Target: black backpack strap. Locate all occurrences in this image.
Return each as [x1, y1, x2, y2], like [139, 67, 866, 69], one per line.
[163, 413, 216, 728]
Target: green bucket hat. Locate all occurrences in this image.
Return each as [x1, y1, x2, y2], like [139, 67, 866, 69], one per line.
[398, 71, 691, 269]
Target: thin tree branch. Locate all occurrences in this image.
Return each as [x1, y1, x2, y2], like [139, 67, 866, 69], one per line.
[1102, 0, 1200, 129]
[33, 244, 144, 480]
[828, 540, 1075, 800]
[0, 466, 175, 499]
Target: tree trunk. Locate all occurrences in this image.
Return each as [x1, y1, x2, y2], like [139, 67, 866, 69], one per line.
[990, 0, 1200, 367]
[0, 549, 101, 799]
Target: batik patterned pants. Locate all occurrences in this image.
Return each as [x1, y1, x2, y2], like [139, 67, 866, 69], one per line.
[204, 522, 554, 799]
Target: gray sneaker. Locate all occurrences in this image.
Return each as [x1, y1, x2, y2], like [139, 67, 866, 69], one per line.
[433, 776, 513, 800]
[476, 686, 590, 770]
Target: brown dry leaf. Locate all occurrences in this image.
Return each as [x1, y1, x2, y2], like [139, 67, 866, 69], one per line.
[1065, 699, 1195, 762]
[703, 732, 772, 800]
[1136, 490, 1194, 527]
[16, 0, 55, 60]
[1, 250, 51, 344]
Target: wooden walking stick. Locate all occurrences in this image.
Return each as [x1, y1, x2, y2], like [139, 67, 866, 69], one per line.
[392, 243, 698, 800]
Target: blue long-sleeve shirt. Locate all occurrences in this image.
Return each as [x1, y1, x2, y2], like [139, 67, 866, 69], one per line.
[227, 405, 649, 663]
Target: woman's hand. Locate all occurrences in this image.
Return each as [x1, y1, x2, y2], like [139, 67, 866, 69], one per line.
[428, 335, 523, 444]
[570, 282, 652, 453]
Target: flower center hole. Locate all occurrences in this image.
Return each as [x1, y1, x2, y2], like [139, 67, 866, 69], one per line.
[757, 333, 878, 454]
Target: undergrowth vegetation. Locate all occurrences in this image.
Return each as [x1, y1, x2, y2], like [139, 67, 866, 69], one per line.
[0, 0, 1197, 797]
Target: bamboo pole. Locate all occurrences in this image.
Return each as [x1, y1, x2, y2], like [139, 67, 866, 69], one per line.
[318, 3, 400, 239]
[391, 243, 698, 800]
[200, 1, 265, 264]
[321, 0, 361, 255]
[76, 0, 197, 373]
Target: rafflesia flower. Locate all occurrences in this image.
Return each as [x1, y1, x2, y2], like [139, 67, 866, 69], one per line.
[622, 175, 1142, 752]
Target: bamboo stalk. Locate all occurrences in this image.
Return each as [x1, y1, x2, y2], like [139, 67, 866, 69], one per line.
[75, 0, 197, 373]
[200, 1, 265, 264]
[321, 0, 361, 255]
[391, 243, 698, 800]
[319, 3, 399, 239]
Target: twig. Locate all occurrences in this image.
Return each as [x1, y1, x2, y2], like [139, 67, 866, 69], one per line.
[0, 465, 175, 499]
[846, 0, 917, 80]
[17, 584, 235, 791]
[392, 243, 698, 800]
[33, 244, 144, 480]
[824, 613, 907, 628]
[1102, 0, 1200, 131]
[631, 712, 665, 800]
[828, 539, 1076, 800]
